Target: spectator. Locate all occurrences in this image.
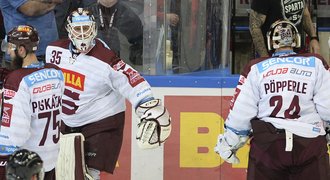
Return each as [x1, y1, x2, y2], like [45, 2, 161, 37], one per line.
[0, 25, 64, 180]
[249, 0, 320, 57]
[46, 8, 171, 179]
[0, 10, 4, 41]
[0, 10, 5, 64]
[215, 20, 330, 180]
[0, 0, 62, 66]
[55, 0, 82, 39]
[157, 0, 181, 73]
[6, 149, 44, 180]
[82, 0, 144, 66]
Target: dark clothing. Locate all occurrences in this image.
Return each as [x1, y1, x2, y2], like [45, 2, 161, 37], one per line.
[85, 2, 143, 65]
[0, 11, 4, 40]
[44, 169, 56, 180]
[55, 0, 81, 39]
[248, 120, 330, 180]
[251, 0, 305, 41]
[61, 112, 125, 173]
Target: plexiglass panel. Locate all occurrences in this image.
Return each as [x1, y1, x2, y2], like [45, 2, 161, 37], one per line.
[141, 0, 232, 75]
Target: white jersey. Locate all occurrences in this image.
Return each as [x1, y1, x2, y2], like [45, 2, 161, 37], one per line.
[0, 64, 64, 172]
[45, 38, 153, 127]
[225, 52, 330, 137]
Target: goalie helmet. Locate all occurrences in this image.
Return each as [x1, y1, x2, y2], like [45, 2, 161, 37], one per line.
[266, 20, 301, 51]
[66, 8, 97, 53]
[1, 25, 39, 53]
[6, 149, 44, 180]
[136, 99, 172, 149]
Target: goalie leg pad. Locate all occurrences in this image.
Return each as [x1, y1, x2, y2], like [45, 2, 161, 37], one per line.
[56, 133, 92, 180]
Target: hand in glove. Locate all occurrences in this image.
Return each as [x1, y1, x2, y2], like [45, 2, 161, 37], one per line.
[214, 128, 249, 164]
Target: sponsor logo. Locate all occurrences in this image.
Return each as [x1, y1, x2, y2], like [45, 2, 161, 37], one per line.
[25, 69, 64, 87]
[0, 144, 18, 156]
[62, 68, 85, 91]
[3, 89, 15, 98]
[312, 127, 321, 133]
[17, 25, 31, 32]
[72, 15, 90, 22]
[86, 152, 97, 157]
[263, 68, 288, 78]
[1, 103, 13, 127]
[290, 68, 312, 77]
[257, 57, 315, 72]
[32, 83, 61, 94]
[137, 88, 151, 97]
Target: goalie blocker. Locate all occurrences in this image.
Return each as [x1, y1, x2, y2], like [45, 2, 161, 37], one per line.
[135, 99, 172, 149]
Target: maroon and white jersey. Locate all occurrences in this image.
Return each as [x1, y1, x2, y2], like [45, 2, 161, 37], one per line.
[45, 38, 153, 127]
[226, 52, 330, 138]
[0, 64, 64, 171]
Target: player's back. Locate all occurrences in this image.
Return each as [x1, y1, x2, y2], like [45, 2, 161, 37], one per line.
[0, 63, 64, 172]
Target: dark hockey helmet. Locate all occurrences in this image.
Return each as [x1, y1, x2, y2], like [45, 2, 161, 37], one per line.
[267, 20, 301, 51]
[3, 25, 39, 52]
[6, 149, 44, 180]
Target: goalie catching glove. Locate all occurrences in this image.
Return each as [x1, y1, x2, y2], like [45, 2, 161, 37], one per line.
[214, 127, 249, 164]
[135, 99, 171, 149]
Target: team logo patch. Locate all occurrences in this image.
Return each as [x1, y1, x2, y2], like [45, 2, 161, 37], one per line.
[1, 103, 13, 127]
[62, 68, 85, 91]
[112, 60, 126, 71]
[230, 88, 241, 110]
[124, 68, 145, 87]
[238, 75, 246, 85]
[4, 89, 16, 98]
[281, 0, 304, 25]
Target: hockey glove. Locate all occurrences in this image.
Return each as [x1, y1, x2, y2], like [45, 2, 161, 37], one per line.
[214, 128, 249, 164]
[135, 99, 171, 149]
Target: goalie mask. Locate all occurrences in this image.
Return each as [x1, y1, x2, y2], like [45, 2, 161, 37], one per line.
[267, 20, 301, 51]
[66, 8, 97, 53]
[6, 149, 45, 180]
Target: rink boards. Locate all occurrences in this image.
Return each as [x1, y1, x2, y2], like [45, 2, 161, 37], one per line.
[100, 74, 330, 180]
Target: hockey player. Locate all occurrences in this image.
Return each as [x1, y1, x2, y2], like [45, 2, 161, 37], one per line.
[46, 8, 171, 179]
[6, 149, 44, 180]
[0, 25, 65, 180]
[215, 20, 330, 180]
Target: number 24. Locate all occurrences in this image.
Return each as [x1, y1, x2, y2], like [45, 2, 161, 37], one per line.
[270, 95, 300, 119]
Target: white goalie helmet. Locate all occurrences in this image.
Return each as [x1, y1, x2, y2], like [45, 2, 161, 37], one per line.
[66, 8, 97, 53]
[267, 20, 301, 51]
[136, 99, 172, 149]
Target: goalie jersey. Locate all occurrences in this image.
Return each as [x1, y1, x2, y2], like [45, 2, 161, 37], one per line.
[0, 64, 64, 172]
[225, 52, 330, 138]
[45, 38, 153, 127]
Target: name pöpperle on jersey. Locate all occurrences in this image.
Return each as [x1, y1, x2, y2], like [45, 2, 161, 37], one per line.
[264, 79, 307, 94]
[32, 95, 62, 113]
